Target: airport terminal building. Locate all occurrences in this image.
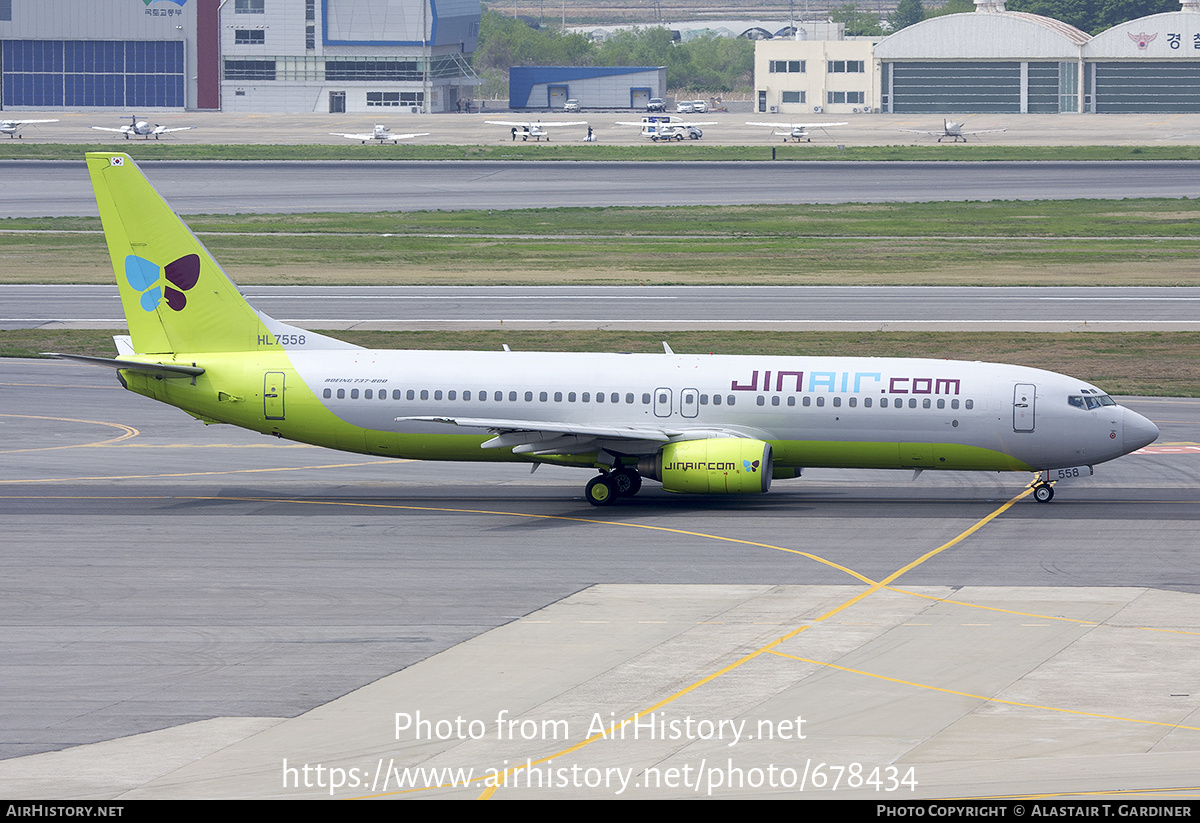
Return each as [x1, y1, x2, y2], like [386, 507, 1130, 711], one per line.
[0, 0, 481, 113]
[756, 0, 1200, 115]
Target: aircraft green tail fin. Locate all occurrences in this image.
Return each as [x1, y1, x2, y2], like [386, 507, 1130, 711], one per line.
[87, 152, 269, 355]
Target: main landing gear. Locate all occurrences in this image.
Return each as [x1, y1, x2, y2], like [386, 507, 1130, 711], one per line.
[584, 467, 642, 506]
[1032, 482, 1054, 503]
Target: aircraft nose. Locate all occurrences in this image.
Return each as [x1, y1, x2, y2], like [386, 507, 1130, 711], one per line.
[1123, 408, 1159, 453]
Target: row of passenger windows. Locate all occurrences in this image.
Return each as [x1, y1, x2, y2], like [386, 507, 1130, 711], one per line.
[320, 387, 974, 411]
[755, 395, 972, 409]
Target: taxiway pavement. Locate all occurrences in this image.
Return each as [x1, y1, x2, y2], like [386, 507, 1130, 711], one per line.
[5, 284, 1200, 332]
[1, 358, 1198, 798]
[4, 158, 1200, 217]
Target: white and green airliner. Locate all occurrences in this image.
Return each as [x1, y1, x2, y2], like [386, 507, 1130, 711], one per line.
[58, 153, 1160, 506]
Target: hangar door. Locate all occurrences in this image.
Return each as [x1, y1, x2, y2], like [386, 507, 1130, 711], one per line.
[1093, 62, 1200, 112]
[887, 61, 1021, 113]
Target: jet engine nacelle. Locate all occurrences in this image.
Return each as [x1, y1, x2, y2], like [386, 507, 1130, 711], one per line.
[638, 439, 773, 495]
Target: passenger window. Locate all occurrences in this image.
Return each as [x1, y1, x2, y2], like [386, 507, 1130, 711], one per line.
[625, 393, 633, 404]
[727, 395, 735, 406]
[909, 398, 917, 408]
[713, 395, 722, 406]
[463, 390, 471, 400]
[756, 396, 765, 406]
[447, 390, 456, 400]
[597, 392, 605, 403]
[936, 399, 944, 409]
[816, 396, 824, 407]
[583, 393, 591, 402]
[508, 391, 516, 401]
[337, 389, 345, 399]
[351, 389, 359, 399]
[700, 394, 709, 405]
[569, 392, 577, 402]
[323, 388, 331, 398]
[407, 389, 415, 400]
[951, 399, 959, 409]
[787, 396, 796, 406]
[803, 396, 811, 407]
[832, 397, 841, 408]
[434, 390, 443, 400]
[642, 393, 651, 404]
[848, 397, 856, 408]
[420, 390, 428, 400]
[393, 389, 402, 400]
[965, 400, 973, 409]
[364, 389, 373, 399]
[494, 391, 503, 401]
[923, 398, 930, 409]
[772, 396, 780, 406]
[881, 397, 888, 408]
[554, 392, 562, 402]
[525, 391, 533, 402]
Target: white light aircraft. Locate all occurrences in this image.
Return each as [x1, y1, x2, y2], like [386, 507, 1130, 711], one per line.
[900, 119, 1007, 143]
[329, 124, 430, 144]
[1, 118, 59, 138]
[487, 120, 587, 141]
[91, 115, 196, 140]
[745, 121, 849, 143]
[58, 152, 1160, 506]
[616, 116, 716, 141]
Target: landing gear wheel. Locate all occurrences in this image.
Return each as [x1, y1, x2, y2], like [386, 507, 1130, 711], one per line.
[609, 468, 642, 497]
[585, 475, 617, 506]
[1033, 483, 1054, 503]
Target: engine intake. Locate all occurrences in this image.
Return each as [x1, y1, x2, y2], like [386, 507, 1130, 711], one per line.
[638, 439, 773, 495]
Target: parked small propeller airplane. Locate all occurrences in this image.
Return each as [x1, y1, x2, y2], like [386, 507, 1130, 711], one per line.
[329, 123, 430, 144]
[900, 119, 1007, 143]
[616, 116, 717, 141]
[1, 118, 59, 138]
[91, 115, 196, 140]
[57, 153, 1159, 506]
[745, 120, 849, 143]
[486, 119, 587, 141]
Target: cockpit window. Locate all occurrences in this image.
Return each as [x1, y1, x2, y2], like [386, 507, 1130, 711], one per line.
[1069, 394, 1117, 410]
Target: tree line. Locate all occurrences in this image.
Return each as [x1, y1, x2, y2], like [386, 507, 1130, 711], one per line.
[472, 9, 755, 98]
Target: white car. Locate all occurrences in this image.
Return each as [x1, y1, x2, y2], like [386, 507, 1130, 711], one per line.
[563, 99, 581, 112]
[675, 101, 694, 114]
[691, 100, 709, 113]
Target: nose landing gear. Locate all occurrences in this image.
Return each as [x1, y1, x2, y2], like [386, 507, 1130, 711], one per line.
[1032, 482, 1054, 503]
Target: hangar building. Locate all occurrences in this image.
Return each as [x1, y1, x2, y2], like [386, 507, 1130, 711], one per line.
[0, 0, 480, 113]
[756, 0, 1200, 115]
[507, 65, 665, 110]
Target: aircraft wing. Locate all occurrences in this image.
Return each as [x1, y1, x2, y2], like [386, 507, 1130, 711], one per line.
[485, 120, 587, 128]
[746, 121, 848, 128]
[398, 415, 755, 456]
[961, 128, 1007, 135]
[380, 132, 430, 141]
[154, 126, 195, 134]
[11, 119, 59, 126]
[898, 129, 941, 135]
[90, 126, 129, 133]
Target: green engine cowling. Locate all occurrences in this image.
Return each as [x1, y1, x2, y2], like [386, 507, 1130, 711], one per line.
[637, 439, 773, 495]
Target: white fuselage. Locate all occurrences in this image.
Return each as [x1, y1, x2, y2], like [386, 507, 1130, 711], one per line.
[280, 349, 1153, 471]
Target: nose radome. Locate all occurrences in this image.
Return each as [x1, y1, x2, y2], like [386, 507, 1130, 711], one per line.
[1123, 408, 1160, 453]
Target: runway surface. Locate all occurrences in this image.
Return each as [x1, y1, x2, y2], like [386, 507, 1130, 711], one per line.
[5, 159, 1200, 217]
[2, 358, 1198, 797]
[6, 284, 1200, 332]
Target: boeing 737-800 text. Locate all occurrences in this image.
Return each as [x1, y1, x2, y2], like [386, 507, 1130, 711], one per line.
[57, 153, 1159, 506]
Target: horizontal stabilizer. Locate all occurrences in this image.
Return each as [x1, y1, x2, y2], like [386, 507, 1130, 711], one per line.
[46, 353, 204, 378]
